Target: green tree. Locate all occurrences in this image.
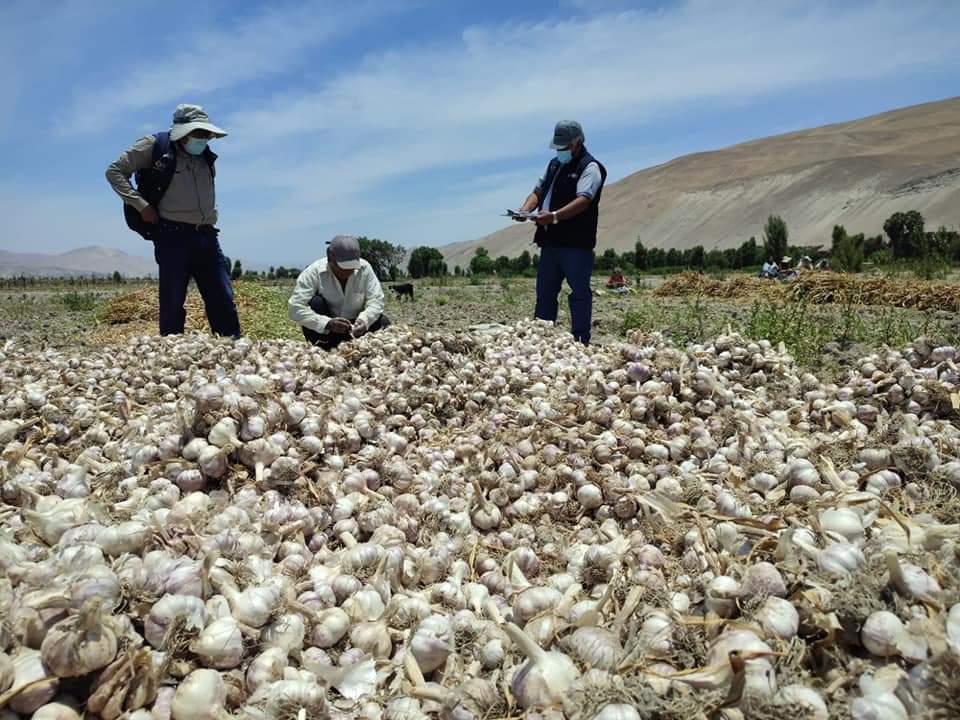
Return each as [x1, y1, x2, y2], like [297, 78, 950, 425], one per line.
[275, 266, 288, 279]
[231, 259, 243, 281]
[408, 246, 448, 278]
[388, 264, 401, 281]
[706, 249, 727, 269]
[454, 265, 462, 277]
[666, 248, 681, 267]
[763, 215, 789, 263]
[512, 250, 532, 275]
[863, 234, 886, 258]
[687, 245, 705, 269]
[531, 254, 539, 269]
[493, 255, 512, 275]
[357, 236, 406, 279]
[634, 239, 648, 271]
[831, 225, 864, 272]
[595, 248, 619, 272]
[647, 247, 666, 268]
[111, 270, 123, 283]
[927, 226, 959, 257]
[470, 247, 495, 275]
[736, 237, 758, 268]
[883, 210, 925, 259]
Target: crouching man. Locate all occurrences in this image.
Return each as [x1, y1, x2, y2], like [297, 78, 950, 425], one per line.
[288, 235, 390, 350]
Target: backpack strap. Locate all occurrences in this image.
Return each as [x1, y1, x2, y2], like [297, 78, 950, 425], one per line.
[133, 131, 178, 209]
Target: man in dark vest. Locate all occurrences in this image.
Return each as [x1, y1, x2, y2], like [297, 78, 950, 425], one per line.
[106, 104, 241, 338]
[514, 120, 606, 344]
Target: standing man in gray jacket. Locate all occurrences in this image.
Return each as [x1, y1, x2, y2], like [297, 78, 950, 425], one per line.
[106, 104, 241, 337]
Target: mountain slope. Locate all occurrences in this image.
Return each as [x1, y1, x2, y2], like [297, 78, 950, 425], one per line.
[0, 246, 155, 278]
[441, 97, 960, 268]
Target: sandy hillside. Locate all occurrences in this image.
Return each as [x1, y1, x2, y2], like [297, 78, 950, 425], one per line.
[441, 97, 960, 268]
[0, 246, 155, 278]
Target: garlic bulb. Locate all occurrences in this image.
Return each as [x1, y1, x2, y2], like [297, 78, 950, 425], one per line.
[190, 617, 243, 669]
[593, 704, 641, 720]
[261, 613, 306, 655]
[0, 651, 12, 693]
[774, 685, 828, 720]
[246, 647, 288, 693]
[171, 669, 226, 720]
[144, 594, 208, 648]
[30, 703, 82, 720]
[311, 607, 351, 648]
[861, 611, 903, 657]
[565, 626, 622, 670]
[410, 615, 452, 673]
[504, 622, 579, 708]
[755, 596, 799, 640]
[8, 648, 58, 714]
[40, 599, 118, 677]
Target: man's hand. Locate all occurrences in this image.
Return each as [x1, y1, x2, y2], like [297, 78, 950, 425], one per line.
[535, 211, 556, 225]
[327, 318, 352, 335]
[352, 320, 368, 337]
[141, 205, 160, 224]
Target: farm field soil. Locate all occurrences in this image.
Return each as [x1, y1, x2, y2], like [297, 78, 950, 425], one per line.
[1, 275, 958, 376]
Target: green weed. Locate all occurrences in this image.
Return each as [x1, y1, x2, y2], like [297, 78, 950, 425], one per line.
[59, 291, 98, 312]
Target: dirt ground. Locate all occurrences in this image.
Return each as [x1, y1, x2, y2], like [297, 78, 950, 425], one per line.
[2, 276, 956, 378]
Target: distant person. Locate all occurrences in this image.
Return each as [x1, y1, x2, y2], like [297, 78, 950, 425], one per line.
[606, 267, 627, 289]
[288, 235, 389, 350]
[513, 120, 607, 344]
[758, 258, 779, 279]
[106, 104, 241, 338]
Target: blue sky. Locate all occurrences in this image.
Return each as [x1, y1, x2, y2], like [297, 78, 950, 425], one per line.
[1, 0, 958, 268]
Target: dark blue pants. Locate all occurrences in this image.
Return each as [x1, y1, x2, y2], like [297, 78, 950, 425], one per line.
[535, 246, 594, 344]
[152, 226, 241, 337]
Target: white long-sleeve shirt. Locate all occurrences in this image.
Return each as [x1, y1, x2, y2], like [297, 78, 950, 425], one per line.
[288, 258, 384, 335]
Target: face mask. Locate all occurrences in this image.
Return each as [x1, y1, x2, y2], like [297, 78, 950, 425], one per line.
[556, 149, 573, 164]
[184, 138, 208, 155]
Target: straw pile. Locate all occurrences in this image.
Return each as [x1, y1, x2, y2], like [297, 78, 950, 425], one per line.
[656, 271, 960, 311]
[652, 273, 781, 301]
[91, 282, 300, 343]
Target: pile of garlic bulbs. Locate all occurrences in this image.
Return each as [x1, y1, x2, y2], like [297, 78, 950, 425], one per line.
[1, 321, 959, 720]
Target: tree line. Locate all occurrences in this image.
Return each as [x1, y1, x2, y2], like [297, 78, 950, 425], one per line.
[224, 209, 958, 283]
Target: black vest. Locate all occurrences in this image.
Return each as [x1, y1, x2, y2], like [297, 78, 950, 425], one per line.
[534, 148, 607, 250]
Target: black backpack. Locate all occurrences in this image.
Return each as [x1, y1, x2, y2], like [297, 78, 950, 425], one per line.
[123, 131, 217, 240]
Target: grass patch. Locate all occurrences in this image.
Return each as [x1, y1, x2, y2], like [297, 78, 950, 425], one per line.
[59, 291, 99, 312]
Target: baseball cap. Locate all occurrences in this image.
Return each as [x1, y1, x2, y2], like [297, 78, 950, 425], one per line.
[327, 235, 362, 270]
[550, 120, 585, 149]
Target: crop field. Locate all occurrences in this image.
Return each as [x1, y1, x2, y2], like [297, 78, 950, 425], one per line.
[1, 272, 959, 719]
[3, 275, 959, 376]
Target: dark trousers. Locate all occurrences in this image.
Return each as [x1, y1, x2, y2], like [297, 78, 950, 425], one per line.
[535, 246, 594, 344]
[152, 225, 241, 337]
[301, 295, 390, 350]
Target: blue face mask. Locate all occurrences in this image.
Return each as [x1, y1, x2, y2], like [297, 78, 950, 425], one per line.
[184, 138, 208, 155]
[556, 149, 573, 164]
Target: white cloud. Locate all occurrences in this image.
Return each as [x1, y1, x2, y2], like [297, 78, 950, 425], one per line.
[213, 0, 960, 259]
[57, 0, 405, 136]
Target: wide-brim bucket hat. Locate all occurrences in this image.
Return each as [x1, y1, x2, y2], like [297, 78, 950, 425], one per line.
[169, 104, 228, 142]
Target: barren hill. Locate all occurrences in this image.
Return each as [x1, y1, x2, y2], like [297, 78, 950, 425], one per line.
[441, 97, 960, 268]
[0, 246, 155, 278]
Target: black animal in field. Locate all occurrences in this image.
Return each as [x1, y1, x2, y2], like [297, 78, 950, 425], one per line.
[390, 283, 414, 301]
